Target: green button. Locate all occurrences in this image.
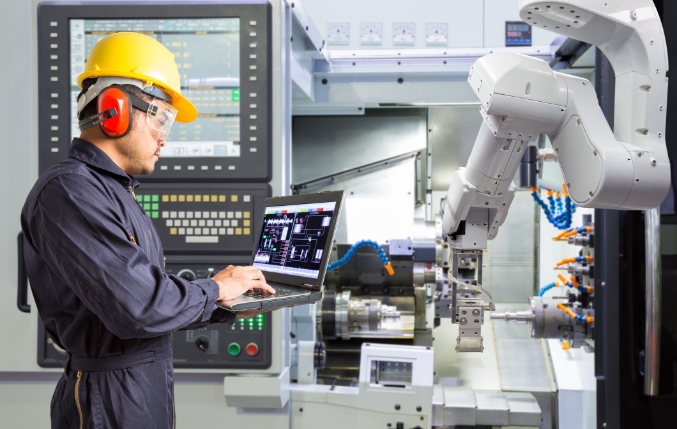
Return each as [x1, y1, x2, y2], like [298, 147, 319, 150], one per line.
[136, 195, 143, 202]
[143, 203, 151, 211]
[232, 88, 240, 102]
[151, 203, 159, 210]
[228, 343, 241, 356]
[151, 211, 159, 219]
[143, 195, 151, 202]
[151, 194, 159, 202]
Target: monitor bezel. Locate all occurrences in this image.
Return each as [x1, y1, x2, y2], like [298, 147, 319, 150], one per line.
[38, 1, 272, 182]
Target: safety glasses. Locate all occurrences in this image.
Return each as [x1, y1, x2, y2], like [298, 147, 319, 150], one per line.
[145, 99, 177, 141]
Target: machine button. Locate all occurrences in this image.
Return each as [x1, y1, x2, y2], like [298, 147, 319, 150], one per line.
[195, 336, 210, 351]
[177, 269, 196, 281]
[228, 342, 241, 356]
[245, 343, 259, 356]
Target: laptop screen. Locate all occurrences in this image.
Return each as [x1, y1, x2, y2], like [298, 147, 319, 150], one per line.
[252, 201, 337, 279]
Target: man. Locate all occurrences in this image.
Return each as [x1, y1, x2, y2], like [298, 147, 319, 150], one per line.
[21, 32, 274, 428]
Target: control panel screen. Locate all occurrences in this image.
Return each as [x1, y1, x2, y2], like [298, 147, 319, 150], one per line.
[505, 21, 532, 47]
[69, 18, 241, 156]
[253, 202, 336, 278]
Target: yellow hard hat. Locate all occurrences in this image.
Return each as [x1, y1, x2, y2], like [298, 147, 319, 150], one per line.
[76, 32, 197, 123]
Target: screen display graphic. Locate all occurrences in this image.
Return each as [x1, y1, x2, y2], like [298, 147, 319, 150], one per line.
[253, 202, 336, 279]
[69, 18, 240, 157]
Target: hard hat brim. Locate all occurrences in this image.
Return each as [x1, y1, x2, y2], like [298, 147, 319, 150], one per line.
[77, 71, 198, 123]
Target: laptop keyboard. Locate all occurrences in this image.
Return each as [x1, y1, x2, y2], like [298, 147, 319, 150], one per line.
[243, 285, 306, 299]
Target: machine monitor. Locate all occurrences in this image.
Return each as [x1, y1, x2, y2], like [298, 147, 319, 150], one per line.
[38, 1, 272, 182]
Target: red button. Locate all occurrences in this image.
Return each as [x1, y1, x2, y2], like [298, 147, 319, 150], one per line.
[245, 343, 259, 356]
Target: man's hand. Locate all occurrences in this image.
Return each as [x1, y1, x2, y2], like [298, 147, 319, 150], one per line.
[211, 265, 275, 302]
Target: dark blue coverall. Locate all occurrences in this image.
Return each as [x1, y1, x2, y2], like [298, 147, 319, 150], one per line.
[21, 138, 236, 428]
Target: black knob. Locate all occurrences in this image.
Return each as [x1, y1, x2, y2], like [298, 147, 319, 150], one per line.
[178, 269, 196, 281]
[195, 336, 210, 351]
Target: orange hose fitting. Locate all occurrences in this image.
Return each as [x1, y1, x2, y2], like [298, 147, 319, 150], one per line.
[385, 262, 395, 276]
[586, 286, 594, 294]
[555, 192, 562, 198]
[547, 189, 554, 196]
[562, 183, 569, 197]
[570, 276, 579, 288]
[530, 186, 538, 193]
[557, 274, 568, 284]
[556, 257, 576, 266]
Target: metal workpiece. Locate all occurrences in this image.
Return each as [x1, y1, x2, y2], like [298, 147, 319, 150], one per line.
[490, 310, 534, 324]
[492, 297, 594, 347]
[431, 386, 542, 427]
[323, 291, 411, 340]
[644, 206, 662, 396]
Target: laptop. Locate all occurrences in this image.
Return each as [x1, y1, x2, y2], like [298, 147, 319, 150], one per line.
[217, 190, 344, 312]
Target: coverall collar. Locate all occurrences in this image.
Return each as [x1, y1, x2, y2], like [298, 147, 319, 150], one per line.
[69, 138, 140, 188]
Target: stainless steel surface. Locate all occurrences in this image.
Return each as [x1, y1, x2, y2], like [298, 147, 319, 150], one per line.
[291, 150, 420, 192]
[429, 106, 484, 192]
[644, 206, 662, 396]
[291, 108, 426, 185]
[492, 303, 555, 394]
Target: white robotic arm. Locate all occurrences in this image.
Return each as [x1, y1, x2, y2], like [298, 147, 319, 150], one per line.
[439, 0, 669, 353]
[443, 0, 670, 244]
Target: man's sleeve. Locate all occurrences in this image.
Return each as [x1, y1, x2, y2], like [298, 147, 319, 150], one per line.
[29, 173, 230, 339]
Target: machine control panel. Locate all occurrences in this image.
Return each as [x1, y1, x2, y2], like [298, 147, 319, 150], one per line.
[38, 1, 272, 181]
[134, 183, 269, 254]
[168, 262, 272, 369]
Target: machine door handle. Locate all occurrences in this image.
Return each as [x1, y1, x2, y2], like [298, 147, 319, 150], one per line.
[17, 232, 30, 313]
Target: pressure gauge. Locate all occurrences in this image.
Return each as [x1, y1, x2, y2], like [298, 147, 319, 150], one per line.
[425, 23, 448, 46]
[327, 22, 350, 45]
[393, 22, 415, 45]
[360, 22, 383, 45]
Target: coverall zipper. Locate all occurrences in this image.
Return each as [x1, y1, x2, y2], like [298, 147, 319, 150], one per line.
[75, 370, 84, 429]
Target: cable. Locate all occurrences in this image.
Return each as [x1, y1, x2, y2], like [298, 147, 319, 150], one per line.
[327, 240, 394, 275]
[447, 273, 495, 311]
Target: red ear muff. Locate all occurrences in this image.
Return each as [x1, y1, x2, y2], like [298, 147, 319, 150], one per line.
[97, 87, 133, 138]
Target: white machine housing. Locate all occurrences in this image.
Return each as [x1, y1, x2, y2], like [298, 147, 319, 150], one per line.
[443, 0, 670, 243]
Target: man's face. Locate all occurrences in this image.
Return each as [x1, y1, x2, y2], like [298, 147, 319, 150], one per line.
[117, 98, 171, 176]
